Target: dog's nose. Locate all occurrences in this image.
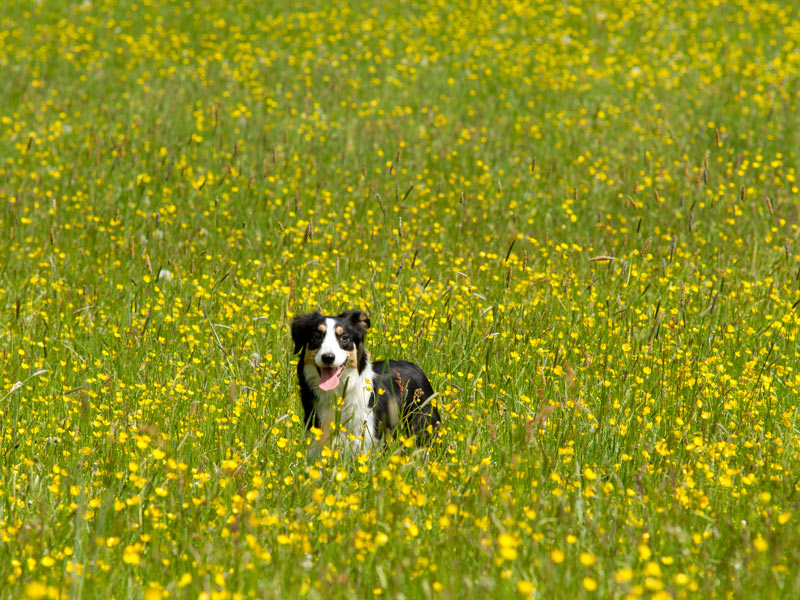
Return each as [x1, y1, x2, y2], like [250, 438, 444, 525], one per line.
[320, 353, 335, 365]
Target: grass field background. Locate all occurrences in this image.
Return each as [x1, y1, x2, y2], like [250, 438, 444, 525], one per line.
[2, 0, 800, 598]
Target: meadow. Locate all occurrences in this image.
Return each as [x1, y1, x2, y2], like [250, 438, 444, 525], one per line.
[2, 0, 800, 598]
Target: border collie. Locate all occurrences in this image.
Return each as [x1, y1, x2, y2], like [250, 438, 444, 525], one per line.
[290, 309, 440, 452]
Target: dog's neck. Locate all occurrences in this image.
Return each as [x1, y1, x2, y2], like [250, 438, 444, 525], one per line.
[304, 359, 377, 452]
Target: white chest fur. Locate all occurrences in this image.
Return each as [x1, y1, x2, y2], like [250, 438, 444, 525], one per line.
[303, 362, 377, 452]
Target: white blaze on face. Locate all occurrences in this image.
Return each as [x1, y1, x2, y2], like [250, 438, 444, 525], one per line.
[316, 318, 349, 391]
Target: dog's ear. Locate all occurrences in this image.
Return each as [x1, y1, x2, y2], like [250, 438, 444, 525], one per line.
[338, 309, 371, 334]
[290, 312, 322, 354]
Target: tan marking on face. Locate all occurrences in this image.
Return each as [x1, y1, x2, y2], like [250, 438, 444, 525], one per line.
[304, 347, 318, 366]
[317, 324, 327, 333]
[335, 325, 344, 335]
[346, 348, 358, 369]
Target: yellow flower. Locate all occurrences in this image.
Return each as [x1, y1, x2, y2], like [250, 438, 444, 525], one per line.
[644, 561, 662, 577]
[638, 544, 652, 560]
[615, 568, 633, 583]
[579, 552, 597, 567]
[500, 546, 519, 560]
[550, 549, 565, 564]
[673, 573, 690, 586]
[122, 546, 141, 566]
[25, 582, 48, 600]
[583, 577, 597, 591]
[145, 588, 164, 600]
[498, 533, 517, 548]
[753, 535, 768, 552]
[644, 577, 664, 591]
[517, 580, 535, 595]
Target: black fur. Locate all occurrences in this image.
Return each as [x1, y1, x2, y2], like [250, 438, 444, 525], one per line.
[290, 309, 441, 445]
[296, 360, 319, 429]
[370, 359, 440, 445]
[290, 311, 324, 354]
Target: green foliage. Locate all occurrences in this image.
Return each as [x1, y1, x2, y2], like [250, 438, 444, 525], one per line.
[1, 0, 800, 598]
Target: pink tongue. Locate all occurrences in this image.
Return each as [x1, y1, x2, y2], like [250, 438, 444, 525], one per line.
[318, 365, 345, 391]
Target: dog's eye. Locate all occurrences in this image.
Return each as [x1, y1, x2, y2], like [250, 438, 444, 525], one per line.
[312, 331, 323, 342]
[340, 335, 350, 344]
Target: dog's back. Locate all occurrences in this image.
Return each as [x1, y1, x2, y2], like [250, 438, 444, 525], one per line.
[371, 359, 440, 444]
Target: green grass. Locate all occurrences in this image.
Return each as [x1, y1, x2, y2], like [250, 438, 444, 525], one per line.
[2, 0, 800, 598]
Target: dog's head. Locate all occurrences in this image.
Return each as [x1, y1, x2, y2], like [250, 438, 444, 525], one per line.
[291, 309, 371, 390]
